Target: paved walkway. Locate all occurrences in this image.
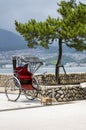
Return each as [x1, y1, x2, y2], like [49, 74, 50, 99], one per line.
[0, 87, 86, 130]
[0, 98, 86, 130]
[0, 85, 86, 130]
[0, 91, 70, 112]
[0, 92, 43, 111]
[0, 83, 86, 112]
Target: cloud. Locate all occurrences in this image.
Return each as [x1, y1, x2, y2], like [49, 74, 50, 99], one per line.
[0, 0, 86, 32]
[0, 0, 57, 32]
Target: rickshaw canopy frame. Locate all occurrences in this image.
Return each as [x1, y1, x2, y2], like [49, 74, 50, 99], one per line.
[12, 55, 43, 74]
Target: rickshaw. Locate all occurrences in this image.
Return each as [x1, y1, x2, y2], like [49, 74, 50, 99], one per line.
[5, 55, 43, 101]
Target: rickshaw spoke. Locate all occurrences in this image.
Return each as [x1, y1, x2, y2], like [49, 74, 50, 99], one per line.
[5, 77, 21, 101]
[24, 90, 38, 100]
[32, 76, 40, 89]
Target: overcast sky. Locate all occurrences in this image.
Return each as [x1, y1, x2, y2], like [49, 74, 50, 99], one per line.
[0, 0, 86, 33]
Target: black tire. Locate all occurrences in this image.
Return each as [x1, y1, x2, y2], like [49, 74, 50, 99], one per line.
[5, 76, 21, 101]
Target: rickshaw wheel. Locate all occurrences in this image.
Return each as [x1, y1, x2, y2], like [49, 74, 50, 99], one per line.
[24, 90, 38, 100]
[5, 76, 21, 101]
[24, 77, 39, 100]
[32, 76, 40, 89]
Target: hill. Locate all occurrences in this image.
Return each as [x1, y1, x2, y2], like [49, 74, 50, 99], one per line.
[0, 29, 28, 51]
[0, 28, 77, 53]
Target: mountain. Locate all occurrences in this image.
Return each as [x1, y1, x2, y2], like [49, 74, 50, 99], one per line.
[0, 29, 28, 51]
[0, 28, 77, 52]
[0, 29, 86, 67]
[0, 28, 77, 53]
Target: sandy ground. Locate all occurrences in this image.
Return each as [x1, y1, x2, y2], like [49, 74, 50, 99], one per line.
[0, 97, 86, 130]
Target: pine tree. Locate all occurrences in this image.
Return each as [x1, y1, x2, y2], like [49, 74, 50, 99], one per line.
[15, 0, 86, 84]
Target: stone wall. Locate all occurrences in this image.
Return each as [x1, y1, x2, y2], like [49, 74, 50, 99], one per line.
[39, 85, 86, 102]
[36, 73, 86, 102]
[36, 73, 86, 85]
[0, 74, 86, 102]
[0, 73, 86, 87]
[0, 75, 12, 87]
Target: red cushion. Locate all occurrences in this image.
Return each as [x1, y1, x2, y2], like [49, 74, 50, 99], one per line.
[14, 66, 32, 80]
[18, 75, 32, 80]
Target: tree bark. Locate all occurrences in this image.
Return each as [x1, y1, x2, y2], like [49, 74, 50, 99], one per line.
[55, 38, 62, 84]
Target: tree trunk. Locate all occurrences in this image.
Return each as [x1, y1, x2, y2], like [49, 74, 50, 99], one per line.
[55, 38, 62, 84]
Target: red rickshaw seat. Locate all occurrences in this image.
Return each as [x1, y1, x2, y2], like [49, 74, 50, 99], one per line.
[14, 66, 32, 80]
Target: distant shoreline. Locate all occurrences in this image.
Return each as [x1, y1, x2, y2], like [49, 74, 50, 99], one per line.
[0, 66, 86, 75]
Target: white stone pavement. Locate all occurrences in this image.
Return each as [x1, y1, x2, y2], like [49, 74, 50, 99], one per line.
[0, 93, 43, 111]
[0, 83, 86, 130]
[0, 92, 69, 111]
[0, 95, 86, 130]
[0, 82, 86, 111]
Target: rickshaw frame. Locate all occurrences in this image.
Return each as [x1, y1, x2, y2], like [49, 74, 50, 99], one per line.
[5, 55, 44, 101]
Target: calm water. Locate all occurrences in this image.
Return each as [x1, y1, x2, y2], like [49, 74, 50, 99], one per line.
[0, 48, 86, 75]
[0, 66, 86, 75]
[37, 66, 86, 74]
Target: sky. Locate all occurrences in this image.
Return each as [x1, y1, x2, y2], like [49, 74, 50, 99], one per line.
[0, 0, 86, 33]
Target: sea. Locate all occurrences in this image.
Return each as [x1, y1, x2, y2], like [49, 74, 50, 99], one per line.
[0, 66, 86, 75]
[0, 48, 86, 75]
